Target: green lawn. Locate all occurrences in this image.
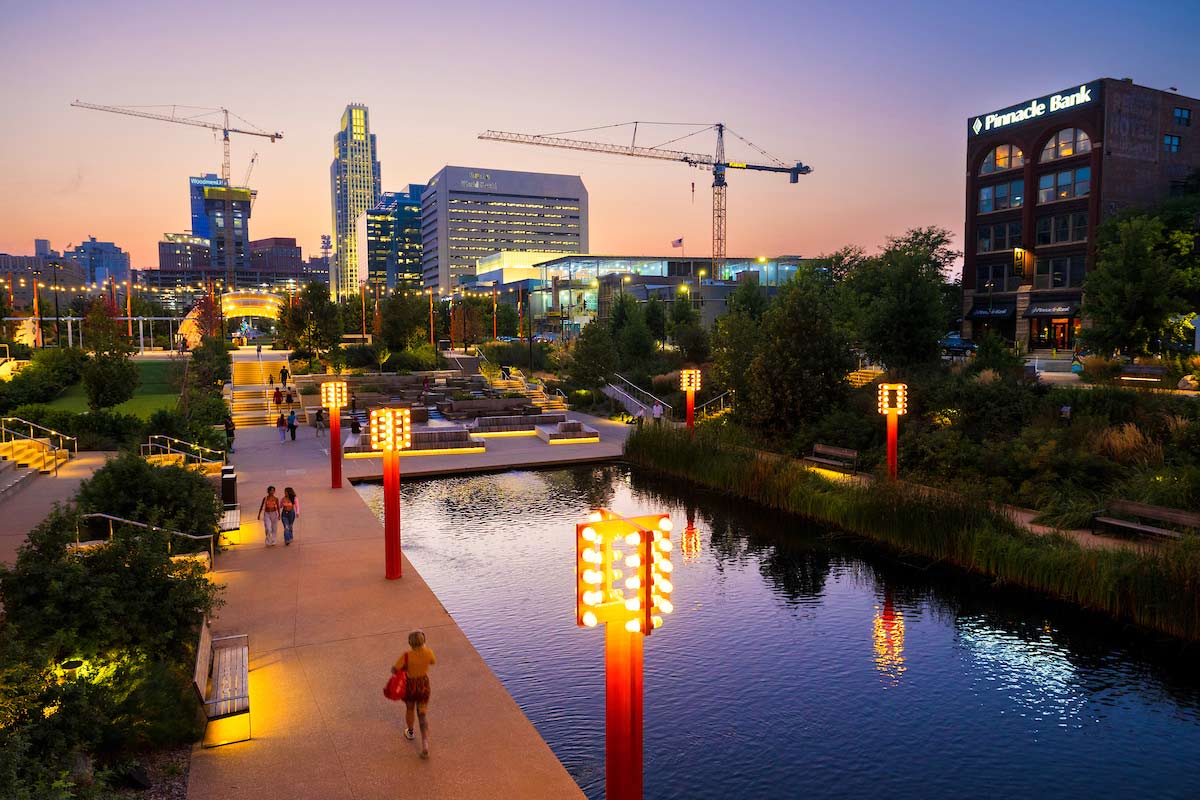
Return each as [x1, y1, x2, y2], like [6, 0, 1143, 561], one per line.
[47, 360, 180, 418]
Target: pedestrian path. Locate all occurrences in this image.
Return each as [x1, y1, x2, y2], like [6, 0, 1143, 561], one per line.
[187, 424, 583, 800]
[0, 452, 114, 564]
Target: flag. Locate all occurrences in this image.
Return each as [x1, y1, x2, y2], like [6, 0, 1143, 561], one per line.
[671, 238, 683, 248]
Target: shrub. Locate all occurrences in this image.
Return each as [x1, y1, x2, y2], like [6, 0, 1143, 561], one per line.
[81, 352, 139, 410]
[75, 452, 221, 540]
[1079, 356, 1123, 385]
[7, 404, 144, 450]
[1090, 423, 1164, 466]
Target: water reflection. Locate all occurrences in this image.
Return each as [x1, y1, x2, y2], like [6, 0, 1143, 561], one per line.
[359, 466, 1200, 800]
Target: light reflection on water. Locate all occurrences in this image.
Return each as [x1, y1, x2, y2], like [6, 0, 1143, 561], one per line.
[358, 466, 1200, 799]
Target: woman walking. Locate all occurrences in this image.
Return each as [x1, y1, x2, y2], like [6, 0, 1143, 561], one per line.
[394, 630, 436, 758]
[257, 485, 281, 546]
[287, 409, 298, 441]
[280, 487, 299, 546]
[273, 386, 283, 410]
[276, 412, 288, 444]
[314, 407, 326, 436]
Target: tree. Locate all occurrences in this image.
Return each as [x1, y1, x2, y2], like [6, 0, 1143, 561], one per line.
[570, 320, 618, 400]
[643, 296, 667, 348]
[80, 300, 138, 410]
[669, 291, 699, 334]
[617, 311, 656, 369]
[81, 299, 129, 357]
[711, 307, 761, 400]
[280, 282, 342, 355]
[744, 275, 853, 433]
[496, 303, 519, 337]
[725, 280, 769, 320]
[609, 292, 639, 338]
[1082, 216, 1182, 355]
[375, 344, 391, 373]
[674, 323, 710, 364]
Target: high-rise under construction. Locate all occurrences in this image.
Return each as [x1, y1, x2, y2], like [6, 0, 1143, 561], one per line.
[329, 103, 381, 300]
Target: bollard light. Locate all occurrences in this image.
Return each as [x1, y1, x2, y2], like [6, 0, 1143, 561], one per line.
[877, 383, 907, 481]
[372, 407, 412, 579]
[322, 380, 349, 489]
[680, 369, 701, 433]
[576, 509, 673, 800]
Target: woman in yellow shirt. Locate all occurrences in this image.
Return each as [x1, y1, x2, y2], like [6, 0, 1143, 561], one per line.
[394, 629, 436, 758]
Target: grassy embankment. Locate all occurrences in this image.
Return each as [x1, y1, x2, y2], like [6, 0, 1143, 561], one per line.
[47, 359, 179, 418]
[625, 424, 1200, 641]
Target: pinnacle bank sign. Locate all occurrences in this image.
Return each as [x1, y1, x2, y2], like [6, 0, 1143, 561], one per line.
[970, 82, 1101, 136]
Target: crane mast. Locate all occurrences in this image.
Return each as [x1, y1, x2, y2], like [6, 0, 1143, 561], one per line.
[71, 101, 283, 288]
[479, 124, 811, 278]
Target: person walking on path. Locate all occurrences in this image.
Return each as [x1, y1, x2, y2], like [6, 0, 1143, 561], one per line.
[256, 343, 262, 357]
[652, 401, 664, 426]
[285, 388, 294, 409]
[257, 486, 281, 546]
[276, 412, 288, 444]
[224, 414, 236, 453]
[348, 415, 361, 449]
[287, 409, 298, 441]
[314, 407, 326, 435]
[279, 365, 290, 385]
[268, 371, 274, 387]
[273, 386, 283, 410]
[394, 630, 436, 758]
[280, 487, 299, 546]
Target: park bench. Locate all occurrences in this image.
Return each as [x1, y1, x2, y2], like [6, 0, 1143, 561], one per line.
[536, 420, 600, 444]
[193, 619, 251, 748]
[408, 427, 486, 453]
[803, 444, 859, 475]
[1091, 500, 1200, 541]
[1119, 365, 1168, 384]
[467, 413, 569, 436]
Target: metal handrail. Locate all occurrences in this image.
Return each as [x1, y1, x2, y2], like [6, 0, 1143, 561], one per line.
[612, 373, 673, 413]
[2, 416, 77, 456]
[604, 382, 656, 420]
[146, 434, 224, 462]
[0, 423, 67, 476]
[696, 390, 734, 415]
[76, 512, 215, 566]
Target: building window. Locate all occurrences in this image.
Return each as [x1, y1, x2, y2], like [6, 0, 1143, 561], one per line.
[1164, 134, 1182, 153]
[979, 144, 1025, 175]
[1034, 255, 1087, 289]
[1039, 128, 1092, 162]
[1175, 107, 1192, 127]
[1038, 167, 1090, 203]
[977, 221, 1023, 253]
[976, 262, 1017, 293]
[1035, 212, 1088, 245]
[978, 179, 1024, 213]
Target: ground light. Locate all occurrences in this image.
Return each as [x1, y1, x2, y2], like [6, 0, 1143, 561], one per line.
[576, 509, 674, 800]
[680, 369, 701, 434]
[321, 381, 349, 489]
[877, 383, 907, 481]
[371, 407, 411, 579]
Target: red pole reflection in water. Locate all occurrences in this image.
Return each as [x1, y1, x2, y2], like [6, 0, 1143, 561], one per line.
[873, 590, 906, 686]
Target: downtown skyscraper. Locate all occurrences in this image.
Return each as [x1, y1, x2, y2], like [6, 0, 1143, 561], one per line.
[329, 103, 381, 299]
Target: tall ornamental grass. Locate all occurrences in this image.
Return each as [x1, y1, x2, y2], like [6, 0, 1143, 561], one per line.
[625, 425, 1200, 640]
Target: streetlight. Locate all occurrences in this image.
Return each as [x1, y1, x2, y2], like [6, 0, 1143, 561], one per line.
[680, 369, 701, 434]
[321, 380, 349, 489]
[576, 509, 674, 800]
[371, 407, 411, 580]
[877, 383, 907, 481]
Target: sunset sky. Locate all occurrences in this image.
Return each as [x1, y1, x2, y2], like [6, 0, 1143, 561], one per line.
[3, 0, 1199, 272]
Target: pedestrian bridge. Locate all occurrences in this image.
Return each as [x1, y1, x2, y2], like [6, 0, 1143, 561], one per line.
[178, 290, 286, 347]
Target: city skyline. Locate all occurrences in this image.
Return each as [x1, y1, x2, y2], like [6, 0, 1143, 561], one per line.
[3, 0, 1199, 272]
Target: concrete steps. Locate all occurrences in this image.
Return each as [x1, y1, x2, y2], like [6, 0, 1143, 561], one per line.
[0, 458, 36, 502]
[0, 440, 71, 473]
[848, 368, 885, 388]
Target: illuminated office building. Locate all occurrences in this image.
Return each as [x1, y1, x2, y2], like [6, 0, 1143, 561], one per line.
[420, 166, 587, 291]
[158, 233, 211, 271]
[64, 236, 131, 284]
[202, 186, 254, 279]
[330, 103, 381, 299]
[190, 174, 225, 239]
[355, 184, 425, 291]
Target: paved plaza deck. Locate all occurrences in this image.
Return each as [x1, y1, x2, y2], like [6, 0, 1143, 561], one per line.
[187, 419, 589, 800]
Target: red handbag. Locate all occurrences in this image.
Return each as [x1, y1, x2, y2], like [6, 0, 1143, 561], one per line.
[383, 654, 407, 702]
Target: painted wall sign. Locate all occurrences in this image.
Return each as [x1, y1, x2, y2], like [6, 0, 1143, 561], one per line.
[970, 83, 1101, 136]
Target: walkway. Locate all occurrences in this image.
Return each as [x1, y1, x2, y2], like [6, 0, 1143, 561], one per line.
[187, 423, 583, 800]
[0, 451, 113, 564]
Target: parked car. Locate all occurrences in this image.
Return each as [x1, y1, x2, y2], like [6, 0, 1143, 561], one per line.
[939, 332, 977, 355]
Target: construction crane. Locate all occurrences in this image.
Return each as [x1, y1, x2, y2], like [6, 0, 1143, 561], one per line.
[479, 123, 812, 278]
[71, 101, 283, 287]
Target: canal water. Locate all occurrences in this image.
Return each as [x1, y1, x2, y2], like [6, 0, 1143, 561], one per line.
[358, 466, 1200, 799]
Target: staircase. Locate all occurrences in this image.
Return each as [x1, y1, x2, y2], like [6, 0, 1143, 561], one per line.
[500, 369, 568, 412]
[848, 367, 885, 388]
[0, 457, 36, 501]
[228, 356, 306, 427]
[0, 439, 71, 473]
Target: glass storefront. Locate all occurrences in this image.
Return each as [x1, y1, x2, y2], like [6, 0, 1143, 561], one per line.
[1029, 316, 1080, 349]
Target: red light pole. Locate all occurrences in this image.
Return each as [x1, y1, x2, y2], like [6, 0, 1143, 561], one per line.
[322, 381, 348, 489]
[877, 383, 907, 481]
[576, 510, 674, 800]
[492, 285, 498, 340]
[371, 407, 412, 579]
[428, 290, 435, 348]
[680, 369, 700, 434]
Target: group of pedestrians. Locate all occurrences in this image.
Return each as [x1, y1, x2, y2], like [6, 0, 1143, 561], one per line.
[256, 485, 300, 546]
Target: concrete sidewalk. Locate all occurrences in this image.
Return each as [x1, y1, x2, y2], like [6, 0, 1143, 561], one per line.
[187, 423, 583, 800]
[0, 451, 113, 564]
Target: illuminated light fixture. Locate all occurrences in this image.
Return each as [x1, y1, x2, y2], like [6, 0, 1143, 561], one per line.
[680, 368, 701, 433]
[877, 383, 907, 481]
[371, 407, 412, 579]
[321, 381, 349, 489]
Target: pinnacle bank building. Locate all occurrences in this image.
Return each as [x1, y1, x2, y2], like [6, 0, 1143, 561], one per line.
[963, 78, 1200, 349]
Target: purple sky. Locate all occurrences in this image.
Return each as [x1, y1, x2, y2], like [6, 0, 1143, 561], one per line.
[2, 0, 1198, 272]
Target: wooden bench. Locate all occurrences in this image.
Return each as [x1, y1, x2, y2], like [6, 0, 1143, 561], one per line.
[536, 420, 600, 444]
[1091, 500, 1200, 541]
[218, 508, 241, 533]
[467, 413, 569, 436]
[1119, 365, 1168, 384]
[193, 619, 251, 748]
[803, 443, 859, 474]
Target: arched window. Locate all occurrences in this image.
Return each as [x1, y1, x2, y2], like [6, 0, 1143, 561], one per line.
[979, 144, 1024, 175]
[1040, 128, 1091, 162]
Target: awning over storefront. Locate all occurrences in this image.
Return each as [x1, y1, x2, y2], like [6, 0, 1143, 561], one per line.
[967, 304, 1015, 320]
[1023, 302, 1079, 318]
